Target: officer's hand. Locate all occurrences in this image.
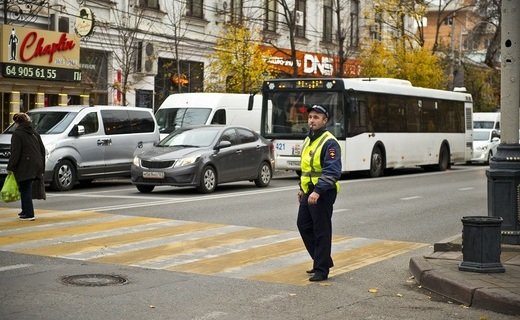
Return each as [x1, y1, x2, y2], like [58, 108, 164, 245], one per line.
[297, 191, 303, 202]
[307, 191, 320, 205]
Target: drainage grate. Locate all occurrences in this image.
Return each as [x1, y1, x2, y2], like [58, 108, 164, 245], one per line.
[61, 274, 128, 287]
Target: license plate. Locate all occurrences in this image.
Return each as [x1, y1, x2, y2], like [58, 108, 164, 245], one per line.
[143, 171, 165, 179]
[287, 161, 300, 166]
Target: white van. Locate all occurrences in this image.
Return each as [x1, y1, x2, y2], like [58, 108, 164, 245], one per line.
[155, 93, 262, 139]
[0, 106, 160, 191]
[473, 112, 500, 131]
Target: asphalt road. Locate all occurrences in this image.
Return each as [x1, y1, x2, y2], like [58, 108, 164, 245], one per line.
[1, 165, 517, 320]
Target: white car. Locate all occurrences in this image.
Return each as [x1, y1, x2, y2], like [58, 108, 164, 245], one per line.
[471, 129, 500, 164]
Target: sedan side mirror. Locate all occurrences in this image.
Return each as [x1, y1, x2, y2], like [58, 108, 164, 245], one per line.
[216, 140, 232, 150]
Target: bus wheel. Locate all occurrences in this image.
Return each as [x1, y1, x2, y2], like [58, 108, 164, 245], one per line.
[437, 145, 450, 171]
[369, 147, 384, 178]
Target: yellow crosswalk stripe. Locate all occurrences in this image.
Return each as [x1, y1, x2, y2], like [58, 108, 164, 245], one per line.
[0, 214, 164, 246]
[0, 211, 107, 232]
[249, 240, 427, 285]
[16, 222, 223, 257]
[0, 207, 426, 286]
[91, 227, 284, 265]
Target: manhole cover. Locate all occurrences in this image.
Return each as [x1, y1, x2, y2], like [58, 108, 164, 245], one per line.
[61, 274, 128, 287]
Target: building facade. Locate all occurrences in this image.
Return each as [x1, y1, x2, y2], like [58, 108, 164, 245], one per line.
[1, 0, 376, 131]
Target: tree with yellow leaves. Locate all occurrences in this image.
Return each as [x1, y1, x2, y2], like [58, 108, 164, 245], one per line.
[207, 25, 276, 93]
[359, 41, 446, 89]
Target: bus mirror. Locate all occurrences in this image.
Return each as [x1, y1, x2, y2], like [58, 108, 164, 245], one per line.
[248, 94, 255, 111]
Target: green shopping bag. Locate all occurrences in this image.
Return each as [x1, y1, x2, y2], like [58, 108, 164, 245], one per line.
[1, 172, 21, 202]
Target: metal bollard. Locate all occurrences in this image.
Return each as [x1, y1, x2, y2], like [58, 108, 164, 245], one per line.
[459, 216, 505, 273]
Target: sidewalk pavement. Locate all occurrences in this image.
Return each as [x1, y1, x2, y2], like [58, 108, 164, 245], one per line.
[409, 236, 520, 316]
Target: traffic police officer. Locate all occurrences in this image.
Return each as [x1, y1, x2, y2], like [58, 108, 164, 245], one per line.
[297, 105, 342, 281]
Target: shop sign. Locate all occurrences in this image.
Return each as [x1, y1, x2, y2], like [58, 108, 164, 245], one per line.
[0, 25, 81, 82]
[261, 45, 361, 77]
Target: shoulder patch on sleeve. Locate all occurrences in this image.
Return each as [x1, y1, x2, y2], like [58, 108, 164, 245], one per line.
[328, 147, 337, 159]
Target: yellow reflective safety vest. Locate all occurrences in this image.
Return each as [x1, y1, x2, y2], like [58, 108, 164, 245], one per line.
[300, 131, 340, 194]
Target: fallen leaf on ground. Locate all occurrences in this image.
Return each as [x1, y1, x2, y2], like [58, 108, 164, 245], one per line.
[368, 288, 378, 293]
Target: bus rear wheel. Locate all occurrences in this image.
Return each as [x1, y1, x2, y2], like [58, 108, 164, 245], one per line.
[369, 147, 384, 178]
[436, 145, 450, 171]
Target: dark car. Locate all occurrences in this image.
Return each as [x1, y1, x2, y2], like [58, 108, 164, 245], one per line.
[131, 125, 274, 193]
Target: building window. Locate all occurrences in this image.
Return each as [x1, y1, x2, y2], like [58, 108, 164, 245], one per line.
[140, 0, 160, 10]
[265, 0, 277, 32]
[295, 0, 306, 38]
[323, 0, 333, 42]
[231, 0, 243, 24]
[187, 0, 203, 18]
[349, 0, 359, 47]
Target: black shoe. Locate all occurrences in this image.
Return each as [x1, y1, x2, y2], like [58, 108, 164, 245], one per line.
[19, 215, 35, 221]
[306, 268, 316, 274]
[18, 212, 24, 217]
[309, 274, 328, 282]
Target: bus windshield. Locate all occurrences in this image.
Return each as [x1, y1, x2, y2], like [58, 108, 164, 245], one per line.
[262, 91, 344, 138]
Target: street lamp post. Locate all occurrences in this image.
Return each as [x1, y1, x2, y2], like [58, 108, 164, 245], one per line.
[486, 0, 520, 245]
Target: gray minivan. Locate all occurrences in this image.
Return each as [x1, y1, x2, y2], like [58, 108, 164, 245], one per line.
[0, 105, 160, 191]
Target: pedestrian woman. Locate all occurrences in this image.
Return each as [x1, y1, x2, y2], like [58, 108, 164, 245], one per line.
[297, 105, 342, 281]
[7, 113, 46, 221]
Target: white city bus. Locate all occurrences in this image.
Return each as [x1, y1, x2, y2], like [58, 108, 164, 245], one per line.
[256, 78, 473, 177]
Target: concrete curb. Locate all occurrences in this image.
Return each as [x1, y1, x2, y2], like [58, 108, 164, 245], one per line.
[409, 256, 520, 315]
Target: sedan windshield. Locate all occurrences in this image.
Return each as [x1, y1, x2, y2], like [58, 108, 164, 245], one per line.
[474, 130, 492, 141]
[159, 127, 221, 147]
[4, 111, 77, 134]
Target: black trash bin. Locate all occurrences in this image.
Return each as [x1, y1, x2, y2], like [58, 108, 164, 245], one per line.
[459, 216, 505, 273]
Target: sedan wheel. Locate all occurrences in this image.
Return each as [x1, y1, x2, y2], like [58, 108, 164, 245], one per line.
[254, 162, 272, 187]
[136, 185, 154, 193]
[197, 166, 216, 193]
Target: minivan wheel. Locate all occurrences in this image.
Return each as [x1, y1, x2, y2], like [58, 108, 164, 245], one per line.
[51, 160, 76, 191]
[136, 184, 154, 193]
[197, 166, 216, 193]
[254, 162, 272, 187]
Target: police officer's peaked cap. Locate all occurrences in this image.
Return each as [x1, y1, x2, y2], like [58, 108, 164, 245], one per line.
[307, 105, 329, 118]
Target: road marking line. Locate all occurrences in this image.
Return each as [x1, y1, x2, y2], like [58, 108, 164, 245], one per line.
[458, 187, 474, 191]
[0, 264, 33, 272]
[400, 196, 422, 201]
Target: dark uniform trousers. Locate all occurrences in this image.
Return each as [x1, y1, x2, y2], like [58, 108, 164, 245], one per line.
[297, 188, 337, 276]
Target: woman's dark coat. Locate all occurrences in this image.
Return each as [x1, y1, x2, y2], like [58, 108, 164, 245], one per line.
[7, 122, 46, 183]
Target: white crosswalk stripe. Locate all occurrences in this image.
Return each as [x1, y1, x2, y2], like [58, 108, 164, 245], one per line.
[0, 208, 426, 286]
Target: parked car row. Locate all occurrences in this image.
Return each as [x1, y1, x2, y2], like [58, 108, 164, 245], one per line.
[0, 96, 274, 193]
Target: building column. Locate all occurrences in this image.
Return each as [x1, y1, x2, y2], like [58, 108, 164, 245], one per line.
[9, 91, 20, 122]
[58, 93, 68, 106]
[35, 92, 45, 108]
[80, 94, 90, 105]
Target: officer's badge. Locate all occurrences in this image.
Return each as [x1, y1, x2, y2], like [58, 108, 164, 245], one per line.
[328, 148, 336, 159]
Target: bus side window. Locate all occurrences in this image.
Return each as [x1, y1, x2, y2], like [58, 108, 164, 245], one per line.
[348, 99, 367, 136]
[406, 98, 420, 132]
[211, 109, 226, 124]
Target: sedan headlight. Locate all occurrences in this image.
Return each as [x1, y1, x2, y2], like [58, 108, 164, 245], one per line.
[174, 155, 200, 167]
[133, 156, 141, 167]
